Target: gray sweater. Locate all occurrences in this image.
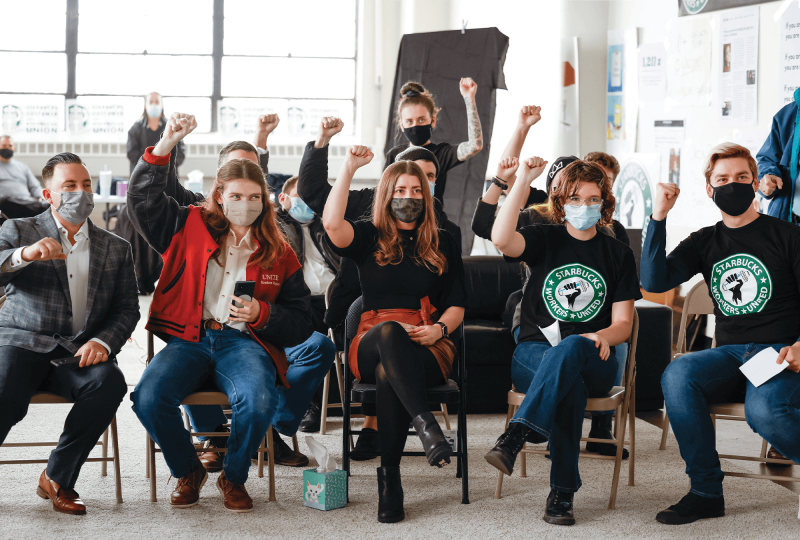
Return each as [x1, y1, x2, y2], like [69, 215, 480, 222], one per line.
[0, 160, 42, 201]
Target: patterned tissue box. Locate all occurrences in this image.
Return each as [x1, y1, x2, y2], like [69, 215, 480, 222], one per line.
[303, 468, 347, 511]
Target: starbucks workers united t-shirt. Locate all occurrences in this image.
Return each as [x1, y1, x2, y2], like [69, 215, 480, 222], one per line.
[507, 224, 642, 344]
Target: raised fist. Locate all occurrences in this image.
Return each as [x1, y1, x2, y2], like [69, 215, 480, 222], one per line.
[320, 117, 344, 139]
[496, 157, 519, 183]
[561, 282, 582, 309]
[345, 145, 373, 170]
[459, 77, 478, 99]
[519, 105, 542, 127]
[21, 237, 66, 262]
[517, 156, 548, 186]
[256, 114, 280, 136]
[163, 113, 197, 145]
[652, 182, 680, 221]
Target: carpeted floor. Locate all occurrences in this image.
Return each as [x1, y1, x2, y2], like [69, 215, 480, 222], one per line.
[0, 297, 797, 538]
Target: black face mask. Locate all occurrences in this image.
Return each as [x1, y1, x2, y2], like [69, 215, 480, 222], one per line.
[390, 198, 424, 223]
[0, 149, 13, 159]
[712, 181, 756, 216]
[402, 124, 432, 146]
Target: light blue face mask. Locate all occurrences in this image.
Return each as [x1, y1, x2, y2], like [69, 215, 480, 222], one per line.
[288, 196, 315, 223]
[564, 204, 602, 231]
[428, 181, 436, 196]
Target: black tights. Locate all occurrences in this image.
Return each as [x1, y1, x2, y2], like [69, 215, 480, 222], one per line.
[357, 321, 445, 467]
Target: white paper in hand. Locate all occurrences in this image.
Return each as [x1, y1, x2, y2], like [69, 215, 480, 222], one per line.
[739, 347, 789, 387]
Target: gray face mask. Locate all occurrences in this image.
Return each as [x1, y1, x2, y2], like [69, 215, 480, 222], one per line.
[390, 198, 424, 223]
[53, 190, 95, 225]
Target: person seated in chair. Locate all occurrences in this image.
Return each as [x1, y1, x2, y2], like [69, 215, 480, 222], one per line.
[323, 145, 467, 523]
[172, 121, 334, 470]
[641, 142, 800, 525]
[0, 152, 139, 515]
[485, 158, 640, 526]
[128, 113, 314, 513]
[0, 135, 50, 219]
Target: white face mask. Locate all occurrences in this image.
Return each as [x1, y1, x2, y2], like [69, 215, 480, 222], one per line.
[146, 103, 162, 118]
[224, 199, 263, 227]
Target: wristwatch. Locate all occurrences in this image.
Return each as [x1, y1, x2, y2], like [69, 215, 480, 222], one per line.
[491, 176, 509, 191]
[434, 321, 449, 339]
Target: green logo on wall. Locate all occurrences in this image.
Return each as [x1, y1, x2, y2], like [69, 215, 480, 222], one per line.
[542, 264, 607, 323]
[683, 0, 709, 15]
[613, 159, 653, 242]
[710, 253, 772, 316]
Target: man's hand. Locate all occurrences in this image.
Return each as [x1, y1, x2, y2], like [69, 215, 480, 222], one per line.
[580, 333, 611, 361]
[153, 113, 197, 156]
[315, 117, 344, 149]
[517, 156, 548, 187]
[75, 340, 109, 368]
[459, 77, 478, 100]
[344, 145, 373, 171]
[409, 324, 443, 346]
[254, 114, 279, 148]
[228, 296, 262, 324]
[652, 182, 681, 221]
[759, 174, 782, 197]
[518, 105, 542, 128]
[21, 238, 66, 262]
[776, 344, 800, 373]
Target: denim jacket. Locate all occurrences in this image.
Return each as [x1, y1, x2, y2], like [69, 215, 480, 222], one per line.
[756, 100, 798, 221]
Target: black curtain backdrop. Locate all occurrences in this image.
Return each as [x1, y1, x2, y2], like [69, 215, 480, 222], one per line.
[384, 28, 509, 255]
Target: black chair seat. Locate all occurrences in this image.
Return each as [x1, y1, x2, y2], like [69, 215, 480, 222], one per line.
[352, 380, 461, 405]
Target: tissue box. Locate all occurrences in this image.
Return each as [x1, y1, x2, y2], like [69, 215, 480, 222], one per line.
[303, 468, 347, 511]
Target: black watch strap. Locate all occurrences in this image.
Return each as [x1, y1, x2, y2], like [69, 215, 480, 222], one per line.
[434, 321, 448, 339]
[491, 176, 509, 190]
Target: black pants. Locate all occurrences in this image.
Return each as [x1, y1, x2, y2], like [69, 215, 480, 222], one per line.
[0, 199, 49, 219]
[0, 346, 127, 489]
[357, 321, 444, 467]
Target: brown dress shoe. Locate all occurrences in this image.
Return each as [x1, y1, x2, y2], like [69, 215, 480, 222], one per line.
[217, 472, 253, 513]
[199, 440, 225, 474]
[170, 462, 208, 508]
[767, 446, 792, 467]
[37, 470, 86, 515]
[271, 428, 309, 467]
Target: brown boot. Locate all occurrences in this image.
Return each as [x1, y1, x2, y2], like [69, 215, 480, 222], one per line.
[36, 470, 86, 515]
[271, 427, 309, 467]
[217, 472, 253, 513]
[170, 461, 208, 508]
[767, 446, 792, 467]
[199, 433, 227, 474]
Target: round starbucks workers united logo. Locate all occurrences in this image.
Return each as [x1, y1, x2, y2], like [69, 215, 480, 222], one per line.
[542, 264, 607, 322]
[710, 254, 772, 316]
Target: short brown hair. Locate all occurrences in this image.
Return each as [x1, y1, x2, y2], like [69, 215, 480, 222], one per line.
[394, 81, 441, 131]
[584, 152, 620, 181]
[549, 161, 615, 227]
[703, 143, 758, 185]
[218, 140, 259, 168]
[41, 152, 85, 188]
[281, 175, 299, 195]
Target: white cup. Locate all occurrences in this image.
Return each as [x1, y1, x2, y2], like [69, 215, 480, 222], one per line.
[99, 170, 113, 197]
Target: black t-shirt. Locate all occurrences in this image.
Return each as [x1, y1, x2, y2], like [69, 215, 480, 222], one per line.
[508, 225, 642, 343]
[645, 215, 800, 346]
[385, 141, 462, 202]
[327, 219, 467, 315]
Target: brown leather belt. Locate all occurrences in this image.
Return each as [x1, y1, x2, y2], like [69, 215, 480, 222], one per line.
[199, 319, 230, 337]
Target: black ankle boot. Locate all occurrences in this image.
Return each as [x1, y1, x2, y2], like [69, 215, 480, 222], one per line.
[410, 412, 452, 468]
[544, 489, 575, 525]
[484, 422, 535, 476]
[376, 466, 404, 523]
[586, 415, 629, 459]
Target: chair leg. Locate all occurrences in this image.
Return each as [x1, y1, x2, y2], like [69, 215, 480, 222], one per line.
[628, 381, 636, 487]
[659, 409, 670, 451]
[101, 428, 109, 477]
[292, 434, 299, 452]
[320, 371, 331, 435]
[267, 427, 276, 502]
[520, 444, 527, 478]
[494, 469, 505, 499]
[504, 404, 514, 430]
[258, 433, 265, 479]
[608, 402, 627, 510]
[111, 417, 122, 504]
[148, 436, 157, 503]
[145, 431, 150, 479]
[440, 404, 451, 430]
[760, 438, 768, 459]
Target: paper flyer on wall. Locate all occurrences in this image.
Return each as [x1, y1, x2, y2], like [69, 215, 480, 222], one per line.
[606, 29, 639, 155]
[719, 6, 758, 127]
[638, 43, 667, 103]
[653, 120, 685, 187]
[665, 16, 712, 107]
[779, 1, 800, 107]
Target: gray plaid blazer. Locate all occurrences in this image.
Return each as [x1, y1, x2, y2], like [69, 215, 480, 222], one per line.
[0, 210, 140, 355]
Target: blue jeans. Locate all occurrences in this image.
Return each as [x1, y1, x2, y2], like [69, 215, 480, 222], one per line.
[661, 343, 800, 498]
[131, 330, 277, 484]
[510, 335, 618, 492]
[184, 331, 336, 441]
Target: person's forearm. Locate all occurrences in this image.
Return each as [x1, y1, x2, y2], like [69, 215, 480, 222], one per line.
[491, 174, 528, 249]
[315, 133, 333, 149]
[501, 123, 531, 161]
[152, 136, 177, 157]
[254, 131, 269, 150]
[641, 217, 694, 293]
[438, 307, 465, 335]
[322, 163, 355, 245]
[482, 182, 504, 205]
[457, 96, 484, 161]
[597, 321, 634, 348]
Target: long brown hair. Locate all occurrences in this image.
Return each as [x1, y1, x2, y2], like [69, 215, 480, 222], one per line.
[548, 161, 615, 227]
[372, 161, 447, 275]
[200, 158, 285, 270]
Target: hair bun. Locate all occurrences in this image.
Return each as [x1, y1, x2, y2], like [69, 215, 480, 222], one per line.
[400, 81, 427, 97]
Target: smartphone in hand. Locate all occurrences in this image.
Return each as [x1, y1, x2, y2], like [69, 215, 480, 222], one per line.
[232, 280, 256, 308]
[50, 356, 82, 369]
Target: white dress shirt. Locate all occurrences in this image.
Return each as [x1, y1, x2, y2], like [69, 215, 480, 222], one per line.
[301, 223, 335, 296]
[1, 209, 110, 352]
[202, 228, 256, 332]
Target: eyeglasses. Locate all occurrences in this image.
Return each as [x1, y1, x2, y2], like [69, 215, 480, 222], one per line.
[565, 196, 602, 207]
